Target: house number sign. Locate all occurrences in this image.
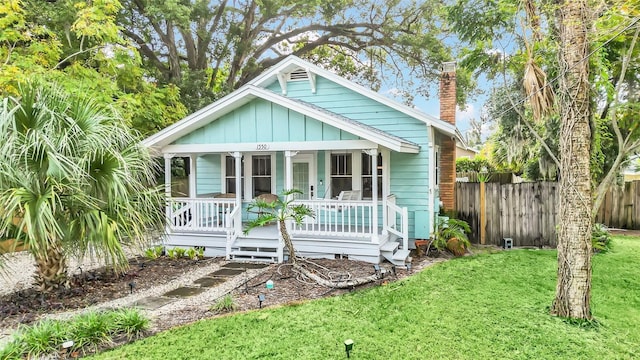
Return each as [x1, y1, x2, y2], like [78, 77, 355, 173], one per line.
[256, 144, 269, 150]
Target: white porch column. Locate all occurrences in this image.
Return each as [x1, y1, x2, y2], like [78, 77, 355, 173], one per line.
[365, 149, 379, 244]
[284, 151, 298, 200]
[381, 149, 389, 236]
[232, 152, 242, 205]
[188, 154, 197, 198]
[164, 153, 175, 231]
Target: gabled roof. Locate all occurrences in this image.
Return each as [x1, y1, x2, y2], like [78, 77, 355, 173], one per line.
[142, 85, 420, 153]
[249, 55, 458, 137]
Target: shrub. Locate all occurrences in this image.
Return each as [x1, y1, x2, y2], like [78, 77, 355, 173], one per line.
[145, 246, 165, 260]
[186, 247, 197, 260]
[210, 294, 238, 313]
[112, 308, 150, 340]
[174, 247, 186, 258]
[0, 309, 149, 359]
[166, 248, 178, 259]
[592, 223, 612, 254]
[433, 218, 471, 256]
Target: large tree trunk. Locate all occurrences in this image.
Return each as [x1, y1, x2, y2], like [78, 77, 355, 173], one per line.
[33, 241, 70, 292]
[551, 0, 593, 319]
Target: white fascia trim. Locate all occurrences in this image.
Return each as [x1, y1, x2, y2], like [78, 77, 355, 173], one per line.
[249, 56, 457, 136]
[162, 140, 378, 155]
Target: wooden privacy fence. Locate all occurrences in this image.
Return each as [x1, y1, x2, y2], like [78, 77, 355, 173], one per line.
[456, 182, 559, 247]
[456, 180, 640, 247]
[595, 180, 640, 229]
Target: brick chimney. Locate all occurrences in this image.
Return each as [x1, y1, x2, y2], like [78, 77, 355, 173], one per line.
[439, 62, 457, 211]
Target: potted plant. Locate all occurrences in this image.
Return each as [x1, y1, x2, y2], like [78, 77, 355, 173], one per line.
[433, 218, 471, 256]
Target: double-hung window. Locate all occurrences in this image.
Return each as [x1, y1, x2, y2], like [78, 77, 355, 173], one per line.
[225, 156, 245, 194]
[330, 153, 352, 197]
[252, 155, 272, 197]
[361, 153, 383, 199]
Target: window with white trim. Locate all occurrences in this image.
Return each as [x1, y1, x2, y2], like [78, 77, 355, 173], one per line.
[362, 152, 383, 199]
[330, 153, 352, 197]
[252, 155, 272, 197]
[225, 156, 244, 193]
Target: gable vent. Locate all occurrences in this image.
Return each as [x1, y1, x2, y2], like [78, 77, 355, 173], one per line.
[288, 68, 309, 81]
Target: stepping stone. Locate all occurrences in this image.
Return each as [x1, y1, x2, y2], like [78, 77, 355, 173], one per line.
[163, 287, 206, 298]
[224, 262, 270, 269]
[193, 277, 227, 288]
[210, 268, 245, 277]
[133, 296, 175, 310]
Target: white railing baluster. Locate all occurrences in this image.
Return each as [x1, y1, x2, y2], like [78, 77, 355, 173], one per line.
[169, 197, 236, 232]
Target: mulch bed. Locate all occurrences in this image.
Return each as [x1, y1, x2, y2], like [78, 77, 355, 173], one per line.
[0, 257, 220, 330]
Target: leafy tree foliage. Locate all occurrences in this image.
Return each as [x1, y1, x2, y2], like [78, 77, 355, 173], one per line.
[0, 0, 187, 136]
[0, 83, 165, 292]
[118, 0, 474, 111]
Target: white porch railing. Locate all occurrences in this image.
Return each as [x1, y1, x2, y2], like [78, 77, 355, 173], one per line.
[290, 199, 375, 239]
[225, 206, 242, 260]
[169, 198, 236, 232]
[385, 195, 409, 250]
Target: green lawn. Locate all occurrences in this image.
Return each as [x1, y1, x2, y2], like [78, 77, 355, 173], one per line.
[92, 236, 640, 360]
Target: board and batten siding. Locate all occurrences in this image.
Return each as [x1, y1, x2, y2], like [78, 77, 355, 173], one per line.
[196, 154, 221, 195]
[172, 99, 359, 145]
[270, 77, 433, 239]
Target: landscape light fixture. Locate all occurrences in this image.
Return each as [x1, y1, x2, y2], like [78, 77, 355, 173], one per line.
[344, 339, 354, 358]
[406, 263, 412, 272]
[373, 264, 380, 277]
[266, 280, 274, 289]
[128, 281, 136, 294]
[258, 294, 265, 308]
[391, 265, 396, 276]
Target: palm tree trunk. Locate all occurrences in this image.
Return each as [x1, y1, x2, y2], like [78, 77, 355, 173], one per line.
[279, 219, 297, 264]
[551, 0, 593, 319]
[33, 241, 70, 292]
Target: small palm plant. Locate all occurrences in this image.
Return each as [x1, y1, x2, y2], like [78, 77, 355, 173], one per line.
[433, 218, 472, 256]
[244, 189, 314, 264]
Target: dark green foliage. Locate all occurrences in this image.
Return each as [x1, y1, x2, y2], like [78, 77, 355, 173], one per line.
[433, 217, 472, 255]
[592, 223, 613, 254]
[455, 157, 494, 173]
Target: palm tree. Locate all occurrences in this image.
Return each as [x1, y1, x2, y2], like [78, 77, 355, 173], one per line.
[244, 190, 313, 264]
[0, 83, 164, 292]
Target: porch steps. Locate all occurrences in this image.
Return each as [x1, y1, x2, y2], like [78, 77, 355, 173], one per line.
[380, 235, 411, 266]
[229, 236, 280, 263]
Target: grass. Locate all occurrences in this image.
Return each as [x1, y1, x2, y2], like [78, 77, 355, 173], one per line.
[90, 236, 640, 360]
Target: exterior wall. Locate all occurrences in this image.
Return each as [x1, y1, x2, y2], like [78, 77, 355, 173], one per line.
[172, 99, 359, 145]
[196, 154, 221, 195]
[456, 146, 478, 159]
[269, 77, 433, 239]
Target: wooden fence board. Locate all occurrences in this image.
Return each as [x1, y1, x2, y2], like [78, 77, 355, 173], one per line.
[456, 180, 640, 247]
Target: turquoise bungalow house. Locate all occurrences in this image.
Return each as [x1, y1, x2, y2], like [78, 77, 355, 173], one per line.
[143, 56, 460, 265]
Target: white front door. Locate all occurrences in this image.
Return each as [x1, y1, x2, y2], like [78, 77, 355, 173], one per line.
[292, 154, 316, 200]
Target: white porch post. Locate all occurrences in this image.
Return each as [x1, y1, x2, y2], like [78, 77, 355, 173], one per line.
[381, 149, 389, 236]
[164, 153, 174, 232]
[232, 152, 242, 204]
[365, 149, 379, 244]
[188, 154, 197, 198]
[284, 151, 298, 199]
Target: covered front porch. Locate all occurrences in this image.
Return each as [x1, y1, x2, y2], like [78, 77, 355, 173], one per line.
[162, 144, 410, 264]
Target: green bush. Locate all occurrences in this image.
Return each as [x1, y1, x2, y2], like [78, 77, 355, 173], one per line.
[0, 309, 149, 359]
[210, 294, 238, 313]
[433, 217, 471, 256]
[186, 247, 197, 260]
[174, 247, 186, 258]
[592, 223, 612, 254]
[144, 246, 164, 260]
[456, 156, 494, 173]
